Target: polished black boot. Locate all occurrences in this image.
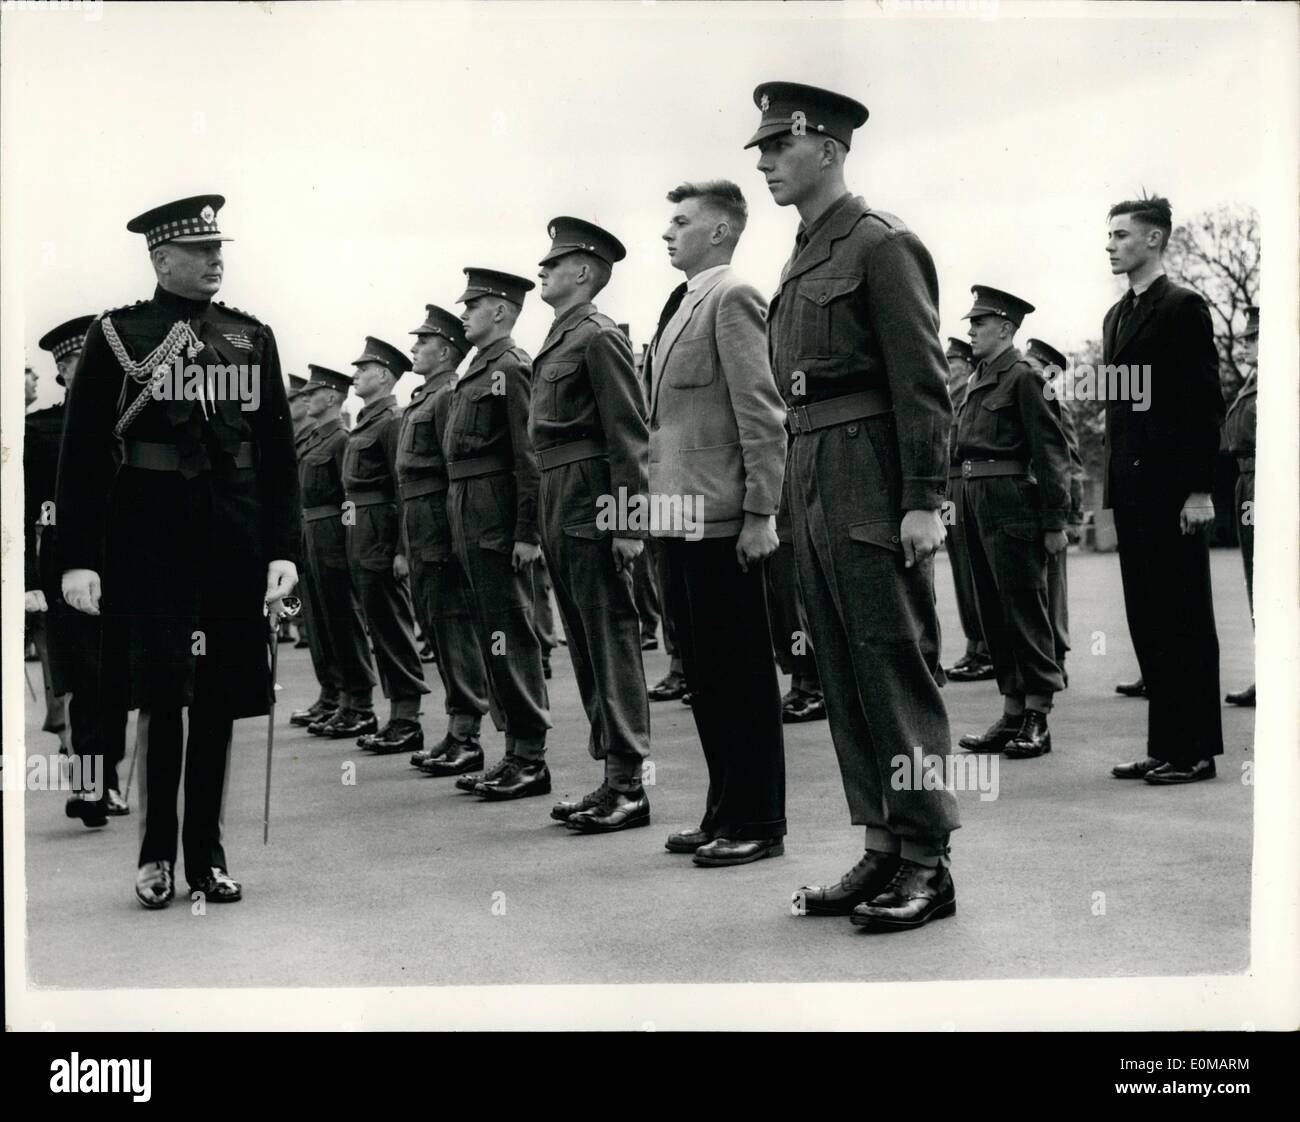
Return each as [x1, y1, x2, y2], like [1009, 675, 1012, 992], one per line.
[366, 718, 423, 755]
[794, 850, 901, 916]
[1003, 709, 1052, 759]
[959, 714, 1019, 753]
[1115, 677, 1148, 698]
[311, 708, 378, 739]
[564, 785, 651, 833]
[551, 780, 611, 822]
[1225, 684, 1256, 707]
[455, 753, 513, 793]
[422, 739, 485, 777]
[476, 757, 551, 800]
[850, 861, 956, 931]
[290, 699, 336, 727]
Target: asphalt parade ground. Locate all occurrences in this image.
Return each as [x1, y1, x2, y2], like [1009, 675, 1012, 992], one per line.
[20, 547, 1255, 991]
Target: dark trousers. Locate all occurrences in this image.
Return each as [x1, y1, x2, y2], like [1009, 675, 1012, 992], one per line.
[1113, 502, 1223, 765]
[1048, 547, 1070, 673]
[631, 545, 663, 644]
[766, 540, 820, 693]
[410, 553, 495, 722]
[1237, 471, 1255, 616]
[348, 560, 427, 710]
[533, 556, 558, 655]
[32, 613, 68, 736]
[68, 692, 128, 797]
[136, 704, 234, 884]
[959, 477, 1064, 707]
[661, 536, 786, 840]
[945, 480, 989, 657]
[649, 537, 681, 667]
[304, 535, 377, 711]
[298, 564, 342, 707]
[787, 419, 959, 856]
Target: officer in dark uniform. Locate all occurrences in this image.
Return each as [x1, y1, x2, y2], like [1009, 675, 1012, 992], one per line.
[31, 318, 131, 826]
[1024, 337, 1086, 679]
[343, 337, 430, 753]
[445, 268, 553, 800]
[296, 365, 380, 737]
[1223, 305, 1258, 707]
[953, 287, 1072, 760]
[57, 194, 300, 908]
[749, 83, 959, 931]
[942, 337, 994, 683]
[530, 217, 652, 832]
[395, 304, 498, 774]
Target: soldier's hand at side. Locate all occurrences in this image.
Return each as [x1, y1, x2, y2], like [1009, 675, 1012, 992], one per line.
[736, 513, 778, 573]
[1180, 492, 1215, 535]
[25, 590, 48, 614]
[393, 553, 410, 580]
[264, 559, 298, 615]
[1044, 529, 1069, 555]
[512, 542, 542, 572]
[611, 536, 643, 574]
[900, 509, 944, 569]
[62, 569, 101, 616]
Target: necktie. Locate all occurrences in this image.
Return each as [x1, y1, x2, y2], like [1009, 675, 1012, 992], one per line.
[1116, 288, 1138, 340]
[654, 282, 688, 345]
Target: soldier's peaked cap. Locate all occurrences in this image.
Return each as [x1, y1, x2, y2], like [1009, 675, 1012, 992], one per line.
[1025, 339, 1068, 371]
[409, 304, 469, 352]
[287, 373, 308, 399]
[456, 268, 535, 307]
[127, 194, 233, 251]
[40, 314, 96, 385]
[1244, 305, 1259, 339]
[352, 336, 413, 376]
[945, 337, 974, 362]
[962, 285, 1035, 327]
[745, 82, 869, 150]
[306, 364, 353, 393]
[539, 217, 627, 267]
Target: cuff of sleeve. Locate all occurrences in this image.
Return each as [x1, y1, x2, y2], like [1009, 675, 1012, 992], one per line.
[902, 479, 948, 511]
[515, 525, 541, 546]
[1043, 512, 1068, 532]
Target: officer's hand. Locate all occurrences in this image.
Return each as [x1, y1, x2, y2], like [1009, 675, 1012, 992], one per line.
[611, 536, 643, 574]
[900, 509, 944, 569]
[1180, 492, 1215, 535]
[264, 559, 299, 615]
[25, 590, 48, 614]
[393, 553, 410, 580]
[1044, 529, 1069, 555]
[62, 569, 101, 616]
[736, 513, 778, 573]
[512, 542, 542, 572]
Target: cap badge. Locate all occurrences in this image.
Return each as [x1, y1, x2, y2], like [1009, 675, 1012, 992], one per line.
[549, 224, 556, 238]
[200, 205, 216, 224]
[759, 94, 770, 111]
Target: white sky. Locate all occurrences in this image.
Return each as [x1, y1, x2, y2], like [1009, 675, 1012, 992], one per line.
[2, 0, 1286, 410]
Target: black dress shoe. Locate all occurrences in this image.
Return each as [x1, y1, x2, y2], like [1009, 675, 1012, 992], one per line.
[641, 636, 659, 651]
[313, 709, 378, 739]
[422, 741, 485, 777]
[665, 827, 713, 854]
[1225, 684, 1256, 707]
[104, 789, 130, 816]
[65, 795, 108, 828]
[290, 700, 337, 727]
[693, 837, 784, 867]
[477, 757, 552, 800]
[1144, 758, 1217, 785]
[419, 640, 437, 664]
[851, 860, 956, 931]
[293, 637, 311, 649]
[782, 691, 827, 723]
[411, 734, 449, 768]
[1115, 678, 1148, 698]
[794, 849, 901, 916]
[135, 861, 175, 910]
[1003, 709, 1052, 759]
[946, 656, 996, 682]
[566, 787, 651, 833]
[189, 867, 243, 902]
[550, 781, 611, 822]
[681, 691, 694, 707]
[959, 715, 1019, 753]
[1111, 756, 1164, 779]
[367, 718, 423, 755]
[454, 753, 511, 793]
[647, 672, 687, 702]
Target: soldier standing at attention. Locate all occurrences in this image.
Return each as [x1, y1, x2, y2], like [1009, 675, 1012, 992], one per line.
[942, 337, 995, 683]
[445, 269, 553, 800]
[750, 82, 960, 930]
[531, 217, 653, 833]
[952, 288, 1072, 760]
[396, 305, 498, 774]
[296, 365, 380, 739]
[57, 195, 300, 908]
[343, 338, 430, 754]
[1222, 305, 1258, 708]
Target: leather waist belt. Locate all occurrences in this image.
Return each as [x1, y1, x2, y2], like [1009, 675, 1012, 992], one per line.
[786, 389, 892, 435]
[1238, 456, 1255, 473]
[123, 440, 254, 471]
[399, 476, 449, 500]
[345, 490, 396, 507]
[537, 438, 607, 471]
[955, 459, 1030, 480]
[447, 454, 512, 481]
[303, 504, 342, 523]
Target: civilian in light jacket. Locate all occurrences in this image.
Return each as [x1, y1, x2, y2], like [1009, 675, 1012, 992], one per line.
[648, 180, 789, 867]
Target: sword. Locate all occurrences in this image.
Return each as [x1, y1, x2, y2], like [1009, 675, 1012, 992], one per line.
[263, 593, 302, 844]
[124, 712, 143, 799]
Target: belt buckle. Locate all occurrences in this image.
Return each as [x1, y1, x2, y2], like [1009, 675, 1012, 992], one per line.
[789, 405, 808, 434]
[961, 461, 972, 479]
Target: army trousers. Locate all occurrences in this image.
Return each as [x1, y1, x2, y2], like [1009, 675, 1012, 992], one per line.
[409, 551, 495, 724]
[304, 519, 377, 710]
[1048, 547, 1070, 675]
[944, 475, 989, 658]
[538, 462, 650, 790]
[297, 560, 341, 708]
[766, 540, 820, 694]
[957, 476, 1065, 710]
[787, 416, 959, 861]
[448, 476, 551, 755]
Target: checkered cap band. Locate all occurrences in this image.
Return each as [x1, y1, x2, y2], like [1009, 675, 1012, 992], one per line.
[146, 216, 222, 249]
[52, 337, 84, 360]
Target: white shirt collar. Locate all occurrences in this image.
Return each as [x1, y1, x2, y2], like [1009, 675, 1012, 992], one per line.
[1130, 268, 1165, 297]
[685, 262, 730, 293]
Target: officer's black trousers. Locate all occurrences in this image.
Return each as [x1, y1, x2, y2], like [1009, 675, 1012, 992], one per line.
[136, 704, 234, 884]
[661, 537, 786, 840]
[68, 692, 127, 797]
[1113, 503, 1223, 766]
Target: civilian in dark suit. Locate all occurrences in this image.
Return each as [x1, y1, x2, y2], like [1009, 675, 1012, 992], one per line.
[1103, 195, 1225, 785]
